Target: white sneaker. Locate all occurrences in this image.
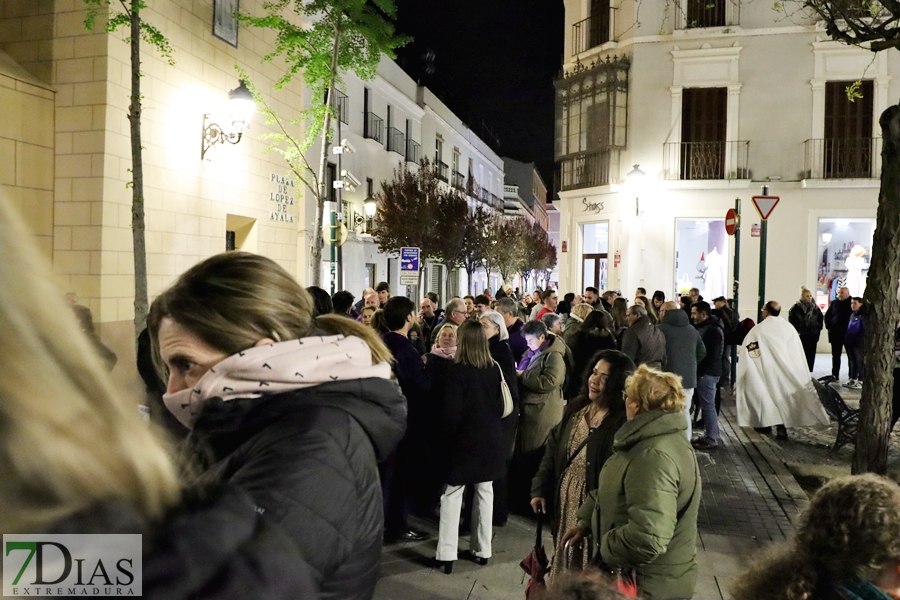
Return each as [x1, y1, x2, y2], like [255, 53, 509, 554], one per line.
[844, 379, 856, 388]
[854, 380, 864, 389]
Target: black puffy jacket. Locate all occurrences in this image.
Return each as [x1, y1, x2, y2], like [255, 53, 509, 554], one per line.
[189, 378, 407, 600]
[49, 485, 318, 599]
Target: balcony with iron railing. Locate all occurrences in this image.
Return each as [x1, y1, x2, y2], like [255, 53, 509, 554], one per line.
[558, 149, 621, 191]
[405, 139, 420, 163]
[804, 138, 881, 179]
[480, 187, 490, 203]
[435, 160, 449, 182]
[572, 8, 617, 55]
[490, 193, 502, 211]
[452, 171, 465, 189]
[363, 111, 384, 144]
[679, 0, 740, 29]
[386, 127, 404, 154]
[662, 141, 750, 181]
[331, 89, 349, 125]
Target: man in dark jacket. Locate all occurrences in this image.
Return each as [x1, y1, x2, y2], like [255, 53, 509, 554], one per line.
[498, 298, 528, 362]
[381, 296, 430, 543]
[691, 301, 725, 449]
[824, 286, 853, 381]
[621, 305, 666, 369]
[658, 301, 706, 441]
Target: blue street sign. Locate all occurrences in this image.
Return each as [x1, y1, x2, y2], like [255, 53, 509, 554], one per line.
[400, 247, 420, 272]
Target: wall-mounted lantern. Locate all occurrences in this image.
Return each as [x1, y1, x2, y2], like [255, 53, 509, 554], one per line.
[201, 80, 255, 160]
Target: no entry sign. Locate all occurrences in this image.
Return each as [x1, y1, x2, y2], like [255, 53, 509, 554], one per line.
[751, 195, 779, 220]
[725, 208, 738, 235]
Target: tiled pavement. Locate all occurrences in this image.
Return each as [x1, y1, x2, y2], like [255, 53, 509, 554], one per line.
[373, 359, 829, 600]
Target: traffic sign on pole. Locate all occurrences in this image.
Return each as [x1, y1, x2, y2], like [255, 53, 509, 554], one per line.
[725, 208, 739, 236]
[751, 195, 779, 220]
[399, 247, 420, 286]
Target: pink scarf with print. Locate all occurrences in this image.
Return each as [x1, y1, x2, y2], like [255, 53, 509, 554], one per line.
[163, 334, 391, 429]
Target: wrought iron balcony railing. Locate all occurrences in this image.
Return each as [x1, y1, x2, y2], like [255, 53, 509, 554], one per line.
[386, 126, 404, 154]
[363, 111, 383, 144]
[572, 8, 617, 55]
[682, 0, 739, 28]
[452, 171, 465, 189]
[436, 160, 449, 182]
[558, 149, 621, 191]
[405, 139, 420, 163]
[804, 138, 881, 179]
[490, 193, 503, 211]
[662, 141, 750, 181]
[331, 89, 349, 125]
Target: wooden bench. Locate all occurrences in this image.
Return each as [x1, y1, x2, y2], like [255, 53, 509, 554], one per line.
[812, 378, 859, 453]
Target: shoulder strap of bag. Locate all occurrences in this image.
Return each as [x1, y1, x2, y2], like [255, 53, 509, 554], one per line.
[562, 422, 604, 474]
[494, 360, 506, 383]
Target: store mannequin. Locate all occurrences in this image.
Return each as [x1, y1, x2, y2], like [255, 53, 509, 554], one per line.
[706, 247, 725, 299]
[845, 245, 868, 297]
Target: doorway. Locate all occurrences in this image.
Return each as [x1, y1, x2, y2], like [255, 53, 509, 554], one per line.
[583, 254, 608, 291]
[580, 222, 609, 291]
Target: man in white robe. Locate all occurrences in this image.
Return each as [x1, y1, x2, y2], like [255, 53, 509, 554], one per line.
[737, 301, 830, 439]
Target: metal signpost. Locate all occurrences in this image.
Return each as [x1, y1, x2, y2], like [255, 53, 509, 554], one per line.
[399, 247, 420, 288]
[751, 187, 780, 321]
[725, 201, 741, 386]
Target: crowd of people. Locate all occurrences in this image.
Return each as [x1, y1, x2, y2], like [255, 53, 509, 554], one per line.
[5, 180, 900, 600]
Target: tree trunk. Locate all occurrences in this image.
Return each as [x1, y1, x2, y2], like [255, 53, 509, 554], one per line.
[852, 104, 900, 474]
[312, 24, 342, 287]
[129, 3, 148, 348]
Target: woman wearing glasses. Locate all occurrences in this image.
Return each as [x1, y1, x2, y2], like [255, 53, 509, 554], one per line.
[531, 350, 634, 581]
[562, 365, 701, 600]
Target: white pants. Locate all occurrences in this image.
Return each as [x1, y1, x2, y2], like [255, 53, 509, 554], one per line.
[682, 388, 694, 441]
[436, 482, 493, 561]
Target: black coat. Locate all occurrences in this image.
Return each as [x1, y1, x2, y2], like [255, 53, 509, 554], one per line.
[190, 379, 406, 600]
[49, 485, 317, 600]
[433, 361, 507, 485]
[531, 405, 627, 534]
[825, 297, 853, 342]
[696, 315, 726, 378]
[789, 299, 824, 338]
[489, 336, 520, 457]
[565, 331, 617, 398]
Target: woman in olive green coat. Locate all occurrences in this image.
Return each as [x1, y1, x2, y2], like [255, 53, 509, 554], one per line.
[516, 320, 568, 454]
[562, 365, 701, 600]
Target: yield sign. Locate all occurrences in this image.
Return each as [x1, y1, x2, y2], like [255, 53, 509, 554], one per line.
[751, 195, 779, 220]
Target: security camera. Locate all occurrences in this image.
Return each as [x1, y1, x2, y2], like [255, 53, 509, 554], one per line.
[341, 169, 361, 188]
[332, 138, 356, 155]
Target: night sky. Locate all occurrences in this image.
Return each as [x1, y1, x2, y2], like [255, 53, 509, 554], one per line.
[392, 0, 564, 192]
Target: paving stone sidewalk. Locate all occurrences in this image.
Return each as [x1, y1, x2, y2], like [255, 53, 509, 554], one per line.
[374, 397, 807, 600]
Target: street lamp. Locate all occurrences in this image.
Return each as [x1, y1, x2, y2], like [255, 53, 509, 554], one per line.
[626, 164, 646, 217]
[201, 80, 255, 160]
[364, 196, 377, 218]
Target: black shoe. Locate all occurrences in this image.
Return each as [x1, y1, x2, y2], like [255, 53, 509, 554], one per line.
[385, 529, 428, 543]
[776, 425, 788, 441]
[461, 550, 488, 566]
[433, 559, 453, 574]
[691, 437, 719, 450]
[754, 427, 773, 434]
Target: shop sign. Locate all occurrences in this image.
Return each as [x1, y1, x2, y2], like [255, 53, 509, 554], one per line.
[561, 241, 568, 253]
[613, 251, 621, 267]
[269, 172, 295, 223]
[751, 223, 761, 237]
[582, 198, 605, 214]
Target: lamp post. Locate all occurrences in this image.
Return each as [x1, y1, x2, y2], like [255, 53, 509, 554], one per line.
[201, 80, 255, 160]
[364, 196, 377, 233]
[626, 164, 646, 217]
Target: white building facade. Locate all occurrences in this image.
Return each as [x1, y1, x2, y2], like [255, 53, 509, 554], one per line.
[304, 59, 506, 302]
[556, 1, 887, 342]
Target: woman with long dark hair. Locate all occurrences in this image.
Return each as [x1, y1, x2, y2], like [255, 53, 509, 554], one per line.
[432, 320, 506, 573]
[565, 311, 618, 399]
[531, 350, 635, 581]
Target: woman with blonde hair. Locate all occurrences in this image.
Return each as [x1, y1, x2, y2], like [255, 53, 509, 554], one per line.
[732, 474, 900, 600]
[563, 302, 595, 345]
[148, 251, 406, 600]
[429, 322, 459, 360]
[562, 365, 701, 600]
[432, 320, 506, 573]
[0, 196, 315, 597]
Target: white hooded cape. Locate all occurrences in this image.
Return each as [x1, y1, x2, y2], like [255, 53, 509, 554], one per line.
[736, 316, 830, 428]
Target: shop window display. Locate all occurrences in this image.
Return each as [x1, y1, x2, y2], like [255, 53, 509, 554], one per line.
[817, 218, 874, 310]
[674, 219, 728, 300]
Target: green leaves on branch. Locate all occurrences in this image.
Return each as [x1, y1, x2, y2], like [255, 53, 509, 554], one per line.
[83, 0, 175, 65]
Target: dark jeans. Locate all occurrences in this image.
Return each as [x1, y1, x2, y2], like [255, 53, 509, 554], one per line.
[800, 334, 819, 372]
[847, 343, 864, 381]
[831, 338, 846, 378]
